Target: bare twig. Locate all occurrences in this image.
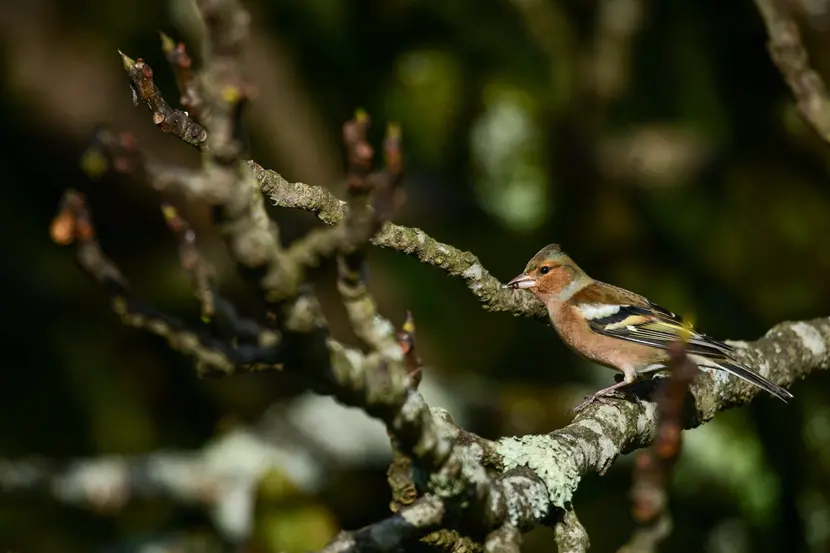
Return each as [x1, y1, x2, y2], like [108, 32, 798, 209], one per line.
[109, 57, 295, 306]
[160, 32, 208, 123]
[119, 51, 208, 149]
[337, 113, 404, 352]
[191, 0, 294, 304]
[619, 342, 698, 552]
[161, 203, 216, 320]
[50, 190, 282, 375]
[81, 127, 207, 196]
[160, 201, 282, 347]
[754, 0, 830, 141]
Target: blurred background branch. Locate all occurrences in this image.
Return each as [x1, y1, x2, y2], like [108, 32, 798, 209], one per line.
[0, 393, 396, 543]
[754, 0, 830, 141]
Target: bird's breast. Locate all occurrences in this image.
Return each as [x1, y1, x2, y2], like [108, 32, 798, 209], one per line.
[548, 303, 662, 371]
[550, 304, 611, 364]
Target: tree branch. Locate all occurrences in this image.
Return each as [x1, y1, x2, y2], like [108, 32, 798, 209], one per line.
[619, 342, 698, 552]
[554, 507, 590, 553]
[0, 392, 394, 542]
[120, 50, 208, 149]
[754, 0, 830, 141]
[321, 496, 445, 553]
[249, 161, 548, 322]
[305, 316, 825, 552]
[484, 524, 521, 553]
[50, 190, 283, 376]
[69, 126, 828, 549]
[160, 32, 208, 124]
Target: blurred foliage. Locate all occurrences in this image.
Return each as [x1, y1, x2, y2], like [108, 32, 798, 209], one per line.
[1, 0, 830, 552]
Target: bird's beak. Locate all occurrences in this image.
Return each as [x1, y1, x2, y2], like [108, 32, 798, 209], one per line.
[504, 274, 537, 290]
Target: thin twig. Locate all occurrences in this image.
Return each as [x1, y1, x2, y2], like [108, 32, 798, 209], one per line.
[119, 51, 208, 149]
[50, 190, 282, 375]
[337, 113, 403, 352]
[160, 32, 208, 123]
[160, 203, 216, 319]
[619, 341, 698, 553]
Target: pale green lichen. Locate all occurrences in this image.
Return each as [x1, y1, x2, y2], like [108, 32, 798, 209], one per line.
[496, 435, 580, 508]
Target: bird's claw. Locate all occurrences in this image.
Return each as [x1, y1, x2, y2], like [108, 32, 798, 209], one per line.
[571, 391, 624, 414]
[571, 385, 648, 414]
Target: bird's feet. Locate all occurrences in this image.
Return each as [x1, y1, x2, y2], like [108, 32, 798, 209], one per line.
[571, 377, 636, 414]
[571, 390, 626, 414]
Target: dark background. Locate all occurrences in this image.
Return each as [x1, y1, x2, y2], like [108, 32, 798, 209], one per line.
[1, 0, 830, 551]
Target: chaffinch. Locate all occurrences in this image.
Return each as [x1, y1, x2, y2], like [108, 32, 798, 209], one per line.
[506, 244, 792, 407]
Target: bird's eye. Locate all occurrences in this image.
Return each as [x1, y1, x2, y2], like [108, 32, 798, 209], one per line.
[539, 266, 551, 275]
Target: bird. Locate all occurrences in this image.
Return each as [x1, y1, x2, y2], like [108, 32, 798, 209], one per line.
[505, 243, 792, 409]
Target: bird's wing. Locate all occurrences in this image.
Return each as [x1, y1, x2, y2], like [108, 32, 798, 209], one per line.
[571, 282, 732, 357]
[573, 284, 793, 401]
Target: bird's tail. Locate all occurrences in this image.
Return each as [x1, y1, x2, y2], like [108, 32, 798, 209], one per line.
[694, 356, 793, 402]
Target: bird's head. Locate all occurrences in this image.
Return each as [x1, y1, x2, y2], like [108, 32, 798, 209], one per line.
[505, 244, 589, 301]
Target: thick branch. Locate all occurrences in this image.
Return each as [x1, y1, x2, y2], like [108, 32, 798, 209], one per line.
[69, 144, 830, 550]
[321, 496, 445, 553]
[245, 155, 825, 544]
[484, 524, 521, 553]
[493, 317, 826, 520]
[81, 111, 822, 553]
[308, 316, 824, 552]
